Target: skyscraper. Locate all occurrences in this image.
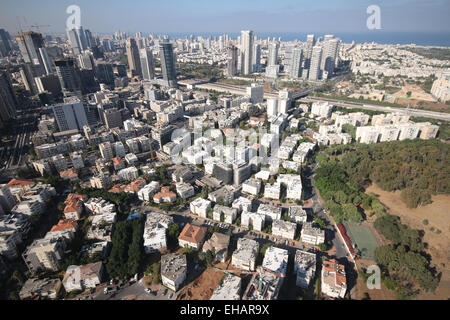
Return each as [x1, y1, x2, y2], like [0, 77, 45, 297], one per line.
[252, 43, 261, 73]
[308, 46, 322, 81]
[0, 70, 18, 125]
[39, 47, 54, 75]
[321, 37, 340, 76]
[75, 27, 88, 52]
[159, 39, 177, 87]
[227, 45, 238, 77]
[126, 38, 142, 77]
[139, 48, 155, 81]
[85, 29, 95, 48]
[77, 51, 95, 70]
[16, 31, 44, 70]
[54, 58, 82, 94]
[303, 34, 316, 78]
[268, 43, 279, 66]
[51, 97, 89, 132]
[289, 47, 303, 78]
[66, 28, 82, 56]
[0, 29, 11, 57]
[241, 30, 253, 75]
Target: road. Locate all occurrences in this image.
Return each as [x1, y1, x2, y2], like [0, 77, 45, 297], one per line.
[302, 96, 450, 121]
[0, 99, 41, 174]
[303, 161, 348, 259]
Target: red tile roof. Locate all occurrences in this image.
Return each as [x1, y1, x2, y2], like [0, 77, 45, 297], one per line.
[50, 219, 78, 232]
[7, 178, 35, 188]
[178, 223, 207, 245]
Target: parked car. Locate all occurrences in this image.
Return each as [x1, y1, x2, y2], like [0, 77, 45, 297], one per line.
[145, 288, 151, 294]
[169, 293, 173, 299]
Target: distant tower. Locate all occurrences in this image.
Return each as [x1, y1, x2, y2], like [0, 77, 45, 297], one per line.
[289, 47, 303, 78]
[54, 58, 82, 94]
[321, 36, 339, 76]
[0, 70, 18, 124]
[66, 28, 82, 56]
[126, 38, 142, 77]
[308, 46, 322, 81]
[268, 43, 279, 66]
[139, 48, 155, 81]
[16, 31, 44, 66]
[303, 34, 316, 78]
[227, 45, 238, 77]
[241, 30, 253, 75]
[252, 43, 261, 73]
[159, 39, 177, 87]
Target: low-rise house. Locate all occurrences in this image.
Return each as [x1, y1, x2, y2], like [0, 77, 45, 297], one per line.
[231, 238, 259, 271]
[294, 250, 316, 288]
[301, 222, 325, 245]
[19, 278, 62, 300]
[232, 197, 252, 213]
[190, 197, 212, 218]
[112, 156, 125, 170]
[80, 241, 110, 259]
[264, 181, 281, 200]
[45, 219, 78, 243]
[176, 182, 195, 199]
[289, 206, 307, 224]
[262, 246, 289, 278]
[210, 274, 241, 300]
[124, 178, 147, 194]
[257, 204, 282, 222]
[143, 212, 173, 254]
[242, 178, 262, 195]
[137, 181, 160, 202]
[321, 259, 347, 299]
[23, 237, 66, 274]
[63, 194, 88, 220]
[178, 223, 207, 250]
[86, 224, 114, 242]
[241, 211, 265, 231]
[242, 266, 282, 300]
[208, 185, 237, 205]
[202, 232, 230, 262]
[62, 262, 104, 292]
[272, 219, 296, 240]
[153, 186, 177, 203]
[213, 205, 238, 224]
[161, 253, 187, 292]
[59, 168, 79, 182]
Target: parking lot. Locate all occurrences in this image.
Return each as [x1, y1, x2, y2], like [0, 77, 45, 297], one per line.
[82, 278, 177, 301]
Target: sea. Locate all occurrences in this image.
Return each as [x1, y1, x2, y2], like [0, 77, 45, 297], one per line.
[158, 31, 450, 47]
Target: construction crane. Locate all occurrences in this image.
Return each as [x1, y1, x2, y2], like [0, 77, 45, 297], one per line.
[30, 24, 51, 34]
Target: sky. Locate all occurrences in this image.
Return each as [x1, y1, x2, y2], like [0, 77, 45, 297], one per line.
[1, 0, 449, 36]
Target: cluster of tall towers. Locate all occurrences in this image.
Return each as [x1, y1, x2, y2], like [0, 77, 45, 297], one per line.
[226, 31, 340, 81]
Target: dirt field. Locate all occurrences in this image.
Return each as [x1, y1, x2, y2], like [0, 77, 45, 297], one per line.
[176, 267, 225, 300]
[354, 259, 398, 300]
[365, 184, 450, 300]
[393, 84, 436, 102]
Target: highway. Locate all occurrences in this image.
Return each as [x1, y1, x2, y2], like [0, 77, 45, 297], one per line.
[0, 100, 41, 173]
[302, 96, 450, 121]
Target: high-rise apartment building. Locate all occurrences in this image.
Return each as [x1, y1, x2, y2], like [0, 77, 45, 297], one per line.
[252, 44, 261, 73]
[226, 45, 238, 77]
[308, 46, 322, 81]
[139, 48, 155, 81]
[241, 30, 253, 75]
[126, 38, 142, 77]
[0, 70, 18, 124]
[54, 58, 82, 94]
[51, 97, 89, 131]
[289, 47, 303, 78]
[159, 39, 177, 87]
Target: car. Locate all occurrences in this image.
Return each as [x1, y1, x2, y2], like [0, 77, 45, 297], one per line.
[104, 288, 109, 294]
[169, 293, 173, 299]
[163, 289, 168, 295]
[145, 288, 151, 294]
[90, 288, 96, 294]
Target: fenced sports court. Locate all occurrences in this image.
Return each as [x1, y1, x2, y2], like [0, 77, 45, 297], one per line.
[342, 222, 382, 260]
